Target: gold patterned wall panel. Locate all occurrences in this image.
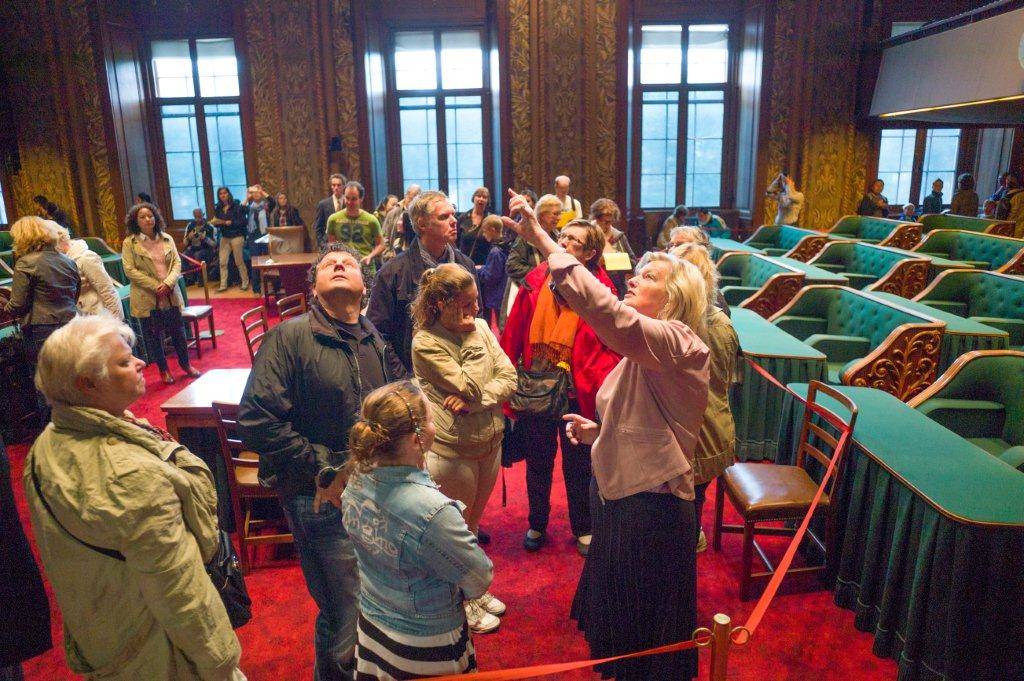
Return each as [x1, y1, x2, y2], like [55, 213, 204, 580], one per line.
[507, 0, 535, 192]
[760, 0, 875, 230]
[331, 0, 363, 183]
[504, 0, 619, 206]
[63, 0, 120, 240]
[0, 1, 79, 226]
[243, 0, 329, 226]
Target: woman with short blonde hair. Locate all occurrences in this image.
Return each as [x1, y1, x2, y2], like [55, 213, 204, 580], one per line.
[53, 225, 124, 319]
[25, 315, 245, 681]
[411, 264, 517, 633]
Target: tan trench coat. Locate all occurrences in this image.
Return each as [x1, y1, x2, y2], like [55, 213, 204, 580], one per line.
[23, 405, 242, 680]
[121, 232, 185, 318]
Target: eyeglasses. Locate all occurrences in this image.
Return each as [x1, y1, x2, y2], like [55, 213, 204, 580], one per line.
[559, 234, 584, 246]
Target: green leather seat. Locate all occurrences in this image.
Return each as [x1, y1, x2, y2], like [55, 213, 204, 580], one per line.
[827, 215, 922, 250]
[771, 285, 945, 400]
[743, 225, 829, 262]
[809, 241, 930, 297]
[910, 350, 1024, 464]
[911, 230, 1024, 275]
[717, 253, 806, 318]
[919, 213, 1014, 237]
[915, 270, 1024, 350]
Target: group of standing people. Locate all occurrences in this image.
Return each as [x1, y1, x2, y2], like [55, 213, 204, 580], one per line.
[14, 171, 744, 681]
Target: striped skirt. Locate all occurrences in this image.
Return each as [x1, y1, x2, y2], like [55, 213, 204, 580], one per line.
[355, 613, 477, 680]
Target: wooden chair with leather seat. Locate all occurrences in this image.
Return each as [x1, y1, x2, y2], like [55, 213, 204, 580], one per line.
[276, 292, 307, 321]
[212, 401, 292, 572]
[240, 305, 269, 362]
[713, 380, 858, 600]
[179, 253, 217, 358]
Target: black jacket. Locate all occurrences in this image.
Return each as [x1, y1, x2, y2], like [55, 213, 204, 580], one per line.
[0, 434, 52, 665]
[270, 205, 304, 227]
[367, 239, 480, 372]
[214, 200, 249, 239]
[313, 196, 341, 248]
[237, 302, 406, 500]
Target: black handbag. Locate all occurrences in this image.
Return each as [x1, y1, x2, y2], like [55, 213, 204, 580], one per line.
[509, 365, 573, 418]
[31, 462, 252, 629]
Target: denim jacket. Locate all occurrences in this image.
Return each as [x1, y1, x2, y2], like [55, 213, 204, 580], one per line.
[341, 465, 493, 636]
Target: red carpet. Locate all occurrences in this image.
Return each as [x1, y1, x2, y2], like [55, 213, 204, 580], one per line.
[9, 298, 896, 680]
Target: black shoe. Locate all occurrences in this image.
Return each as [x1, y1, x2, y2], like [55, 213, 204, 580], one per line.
[477, 528, 491, 545]
[523, 530, 546, 552]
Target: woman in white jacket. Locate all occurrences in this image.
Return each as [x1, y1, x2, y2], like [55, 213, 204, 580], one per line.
[53, 225, 124, 319]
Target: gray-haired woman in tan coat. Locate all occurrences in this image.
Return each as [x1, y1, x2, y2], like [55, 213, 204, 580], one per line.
[410, 263, 517, 633]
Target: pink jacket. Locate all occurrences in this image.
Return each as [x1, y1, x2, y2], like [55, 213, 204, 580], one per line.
[548, 252, 710, 501]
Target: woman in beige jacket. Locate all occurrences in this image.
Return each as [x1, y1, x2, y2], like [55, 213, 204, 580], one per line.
[410, 263, 517, 633]
[121, 202, 200, 384]
[23, 315, 244, 680]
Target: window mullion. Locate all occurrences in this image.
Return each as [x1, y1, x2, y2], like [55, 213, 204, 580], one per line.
[190, 39, 216, 212]
[910, 129, 927, 208]
[676, 26, 689, 206]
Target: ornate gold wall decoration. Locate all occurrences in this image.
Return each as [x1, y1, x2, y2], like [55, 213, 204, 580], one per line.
[504, 0, 618, 204]
[243, 0, 328, 221]
[507, 0, 535, 191]
[64, 0, 121, 240]
[331, 0, 363, 183]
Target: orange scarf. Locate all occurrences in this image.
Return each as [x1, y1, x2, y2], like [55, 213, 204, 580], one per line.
[528, 275, 579, 368]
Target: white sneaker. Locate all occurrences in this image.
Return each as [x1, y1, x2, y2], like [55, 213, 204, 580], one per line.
[465, 600, 500, 634]
[696, 528, 708, 553]
[475, 592, 506, 616]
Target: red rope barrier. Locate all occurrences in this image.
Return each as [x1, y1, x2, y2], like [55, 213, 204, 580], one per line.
[419, 359, 832, 680]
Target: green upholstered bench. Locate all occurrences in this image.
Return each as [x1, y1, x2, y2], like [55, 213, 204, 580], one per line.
[743, 225, 831, 262]
[909, 350, 1024, 468]
[826, 215, 922, 251]
[808, 241, 930, 297]
[717, 252, 806, 319]
[914, 269, 1024, 350]
[83, 237, 127, 284]
[919, 213, 1015, 237]
[911, 229, 1024, 275]
[709, 237, 765, 263]
[0, 231, 11, 250]
[769, 285, 944, 401]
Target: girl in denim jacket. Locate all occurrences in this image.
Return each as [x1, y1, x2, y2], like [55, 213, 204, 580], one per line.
[341, 381, 494, 678]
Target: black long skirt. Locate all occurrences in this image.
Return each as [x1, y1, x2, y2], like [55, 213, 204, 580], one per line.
[570, 477, 697, 680]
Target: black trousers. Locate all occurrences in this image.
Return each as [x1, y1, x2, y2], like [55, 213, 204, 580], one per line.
[138, 307, 190, 373]
[694, 481, 710, 538]
[521, 414, 592, 537]
[23, 324, 62, 427]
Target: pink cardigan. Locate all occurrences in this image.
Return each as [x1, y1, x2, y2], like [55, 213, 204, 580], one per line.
[548, 252, 710, 501]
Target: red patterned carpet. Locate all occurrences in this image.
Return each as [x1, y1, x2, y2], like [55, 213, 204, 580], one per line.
[8, 298, 896, 680]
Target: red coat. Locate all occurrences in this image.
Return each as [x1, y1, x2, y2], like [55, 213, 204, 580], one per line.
[500, 262, 622, 420]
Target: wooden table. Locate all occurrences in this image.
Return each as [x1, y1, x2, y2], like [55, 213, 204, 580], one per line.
[161, 368, 251, 439]
[162, 368, 251, 529]
[251, 252, 318, 299]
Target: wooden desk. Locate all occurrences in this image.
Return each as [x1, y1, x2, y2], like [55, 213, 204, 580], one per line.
[162, 368, 251, 530]
[251, 253, 318, 299]
[161, 368, 251, 439]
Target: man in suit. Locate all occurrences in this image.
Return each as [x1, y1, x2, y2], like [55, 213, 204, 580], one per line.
[312, 173, 348, 249]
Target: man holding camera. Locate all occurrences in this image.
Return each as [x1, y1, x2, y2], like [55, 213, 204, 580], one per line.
[766, 171, 805, 226]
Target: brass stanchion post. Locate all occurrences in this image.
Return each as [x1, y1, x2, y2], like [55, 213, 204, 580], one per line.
[708, 613, 732, 681]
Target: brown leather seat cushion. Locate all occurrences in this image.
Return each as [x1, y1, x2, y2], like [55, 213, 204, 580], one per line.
[234, 465, 261, 488]
[722, 462, 829, 521]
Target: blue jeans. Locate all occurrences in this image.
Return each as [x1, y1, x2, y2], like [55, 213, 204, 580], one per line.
[282, 495, 360, 681]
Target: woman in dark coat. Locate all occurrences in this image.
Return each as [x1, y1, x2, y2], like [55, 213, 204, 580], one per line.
[0, 434, 53, 679]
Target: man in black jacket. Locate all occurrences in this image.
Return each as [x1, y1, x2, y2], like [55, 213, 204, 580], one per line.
[238, 242, 404, 681]
[312, 173, 348, 249]
[367, 189, 480, 372]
